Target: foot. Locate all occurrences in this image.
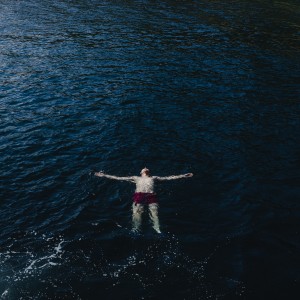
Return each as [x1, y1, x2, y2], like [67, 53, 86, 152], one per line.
[153, 227, 161, 234]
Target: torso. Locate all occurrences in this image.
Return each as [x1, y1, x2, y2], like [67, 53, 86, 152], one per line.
[134, 176, 155, 193]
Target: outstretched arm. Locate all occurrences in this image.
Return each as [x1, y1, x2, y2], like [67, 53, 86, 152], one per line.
[153, 173, 193, 181]
[95, 172, 136, 183]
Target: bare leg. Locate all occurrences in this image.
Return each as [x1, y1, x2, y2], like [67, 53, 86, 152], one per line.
[149, 203, 161, 233]
[132, 203, 144, 232]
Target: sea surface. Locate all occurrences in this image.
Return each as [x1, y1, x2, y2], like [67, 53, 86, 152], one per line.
[1, 0, 300, 299]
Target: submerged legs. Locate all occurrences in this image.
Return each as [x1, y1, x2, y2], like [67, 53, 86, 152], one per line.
[149, 203, 161, 233]
[132, 203, 144, 232]
[132, 203, 161, 233]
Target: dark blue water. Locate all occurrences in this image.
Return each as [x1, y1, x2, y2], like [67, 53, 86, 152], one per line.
[1, 0, 300, 299]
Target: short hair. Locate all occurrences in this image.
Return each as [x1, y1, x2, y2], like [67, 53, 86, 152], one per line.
[140, 167, 150, 175]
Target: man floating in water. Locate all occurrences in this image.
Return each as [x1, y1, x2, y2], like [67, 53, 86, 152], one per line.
[95, 168, 193, 233]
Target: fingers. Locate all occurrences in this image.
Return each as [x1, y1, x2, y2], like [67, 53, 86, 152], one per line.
[95, 172, 104, 177]
[185, 173, 193, 177]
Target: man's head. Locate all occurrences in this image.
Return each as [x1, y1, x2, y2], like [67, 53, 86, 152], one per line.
[140, 167, 150, 176]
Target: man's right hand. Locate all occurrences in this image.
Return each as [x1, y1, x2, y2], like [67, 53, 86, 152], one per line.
[185, 173, 193, 177]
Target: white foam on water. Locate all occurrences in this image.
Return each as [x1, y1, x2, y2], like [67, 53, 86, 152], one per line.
[24, 239, 65, 274]
[115, 222, 122, 228]
[1, 289, 9, 299]
[101, 233, 246, 298]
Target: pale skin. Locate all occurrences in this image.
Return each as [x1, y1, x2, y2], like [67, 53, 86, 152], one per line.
[95, 168, 193, 233]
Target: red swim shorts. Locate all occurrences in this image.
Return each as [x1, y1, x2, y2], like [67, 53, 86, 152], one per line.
[133, 193, 158, 205]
